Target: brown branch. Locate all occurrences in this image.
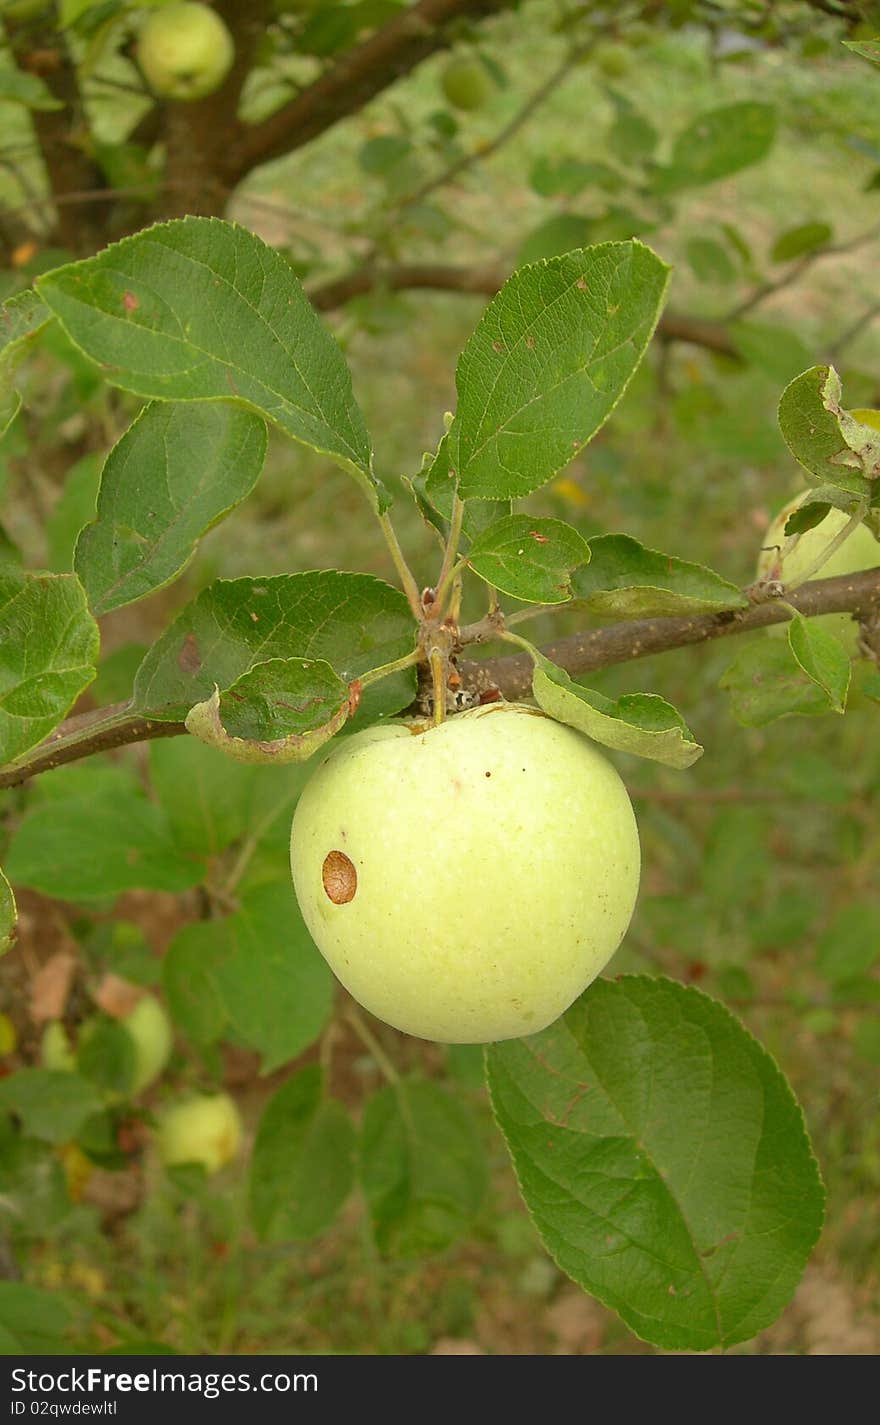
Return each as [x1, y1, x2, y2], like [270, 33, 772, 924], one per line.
[308, 262, 739, 356]
[223, 0, 518, 185]
[3, 568, 878, 791]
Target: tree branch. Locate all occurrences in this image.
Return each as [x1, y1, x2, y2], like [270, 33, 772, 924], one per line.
[3, 568, 878, 790]
[222, 0, 518, 185]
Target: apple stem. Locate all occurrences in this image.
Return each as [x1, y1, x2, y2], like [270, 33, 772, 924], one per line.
[434, 494, 465, 614]
[378, 511, 423, 620]
[783, 510, 865, 590]
[430, 647, 447, 724]
[345, 1007, 400, 1087]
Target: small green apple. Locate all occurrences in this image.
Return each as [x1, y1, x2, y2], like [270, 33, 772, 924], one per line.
[157, 1092, 243, 1173]
[440, 56, 493, 113]
[757, 495, 880, 645]
[593, 42, 632, 78]
[41, 1020, 76, 1073]
[137, 2, 235, 102]
[123, 994, 172, 1095]
[290, 703, 640, 1044]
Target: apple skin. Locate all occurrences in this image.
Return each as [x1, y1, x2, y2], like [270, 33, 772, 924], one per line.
[757, 496, 879, 644]
[440, 57, 492, 112]
[124, 995, 172, 1095]
[137, 3, 235, 102]
[157, 1092, 243, 1173]
[290, 703, 640, 1044]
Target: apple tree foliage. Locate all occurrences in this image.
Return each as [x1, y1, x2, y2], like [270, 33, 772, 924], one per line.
[0, 0, 878, 1358]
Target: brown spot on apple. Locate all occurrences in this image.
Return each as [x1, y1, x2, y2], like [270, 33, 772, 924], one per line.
[322, 850, 357, 904]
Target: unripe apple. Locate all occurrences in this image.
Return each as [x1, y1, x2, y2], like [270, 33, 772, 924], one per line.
[440, 56, 493, 112]
[757, 495, 879, 644]
[123, 995, 172, 1095]
[157, 1092, 243, 1173]
[41, 1021, 76, 1073]
[290, 703, 640, 1044]
[137, 3, 235, 102]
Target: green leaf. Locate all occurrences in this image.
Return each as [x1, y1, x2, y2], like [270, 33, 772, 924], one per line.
[720, 638, 832, 726]
[730, 321, 813, 384]
[466, 516, 589, 604]
[0, 1068, 103, 1143]
[0, 1283, 73, 1355]
[5, 764, 204, 899]
[770, 222, 832, 264]
[780, 485, 865, 535]
[843, 37, 880, 65]
[360, 1079, 487, 1258]
[607, 110, 658, 165]
[816, 904, 880, 984]
[184, 657, 351, 764]
[529, 156, 624, 198]
[446, 241, 670, 501]
[778, 366, 880, 498]
[132, 571, 416, 729]
[685, 238, 736, 285]
[0, 867, 14, 955]
[0, 67, 64, 111]
[532, 657, 703, 769]
[149, 737, 260, 857]
[163, 921, 228, 1049]
[250, 1066, 355, 1241]
[77, 1017, 137, 1098]
[36, 218, 380, 507]
[0, 569, 99, 766]
[164, 882, 333, 1073]
[46, 453, 102, 573]
[787, 613, 850, 713]
[486, 976, 824, 1352]
[517, 214, 595, 266]
[0, 290, 52, 436]
[657, 102, 777, 191]
[75, 403, 267, 615]
[571, 534, 747, 618]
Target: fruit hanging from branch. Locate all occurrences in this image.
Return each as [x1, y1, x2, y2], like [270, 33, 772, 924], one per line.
[136, 2, 235, 102]
[440, 54, 494, 112]
[157, 1092, 243, 1173]
[290, 703, 641, 1044]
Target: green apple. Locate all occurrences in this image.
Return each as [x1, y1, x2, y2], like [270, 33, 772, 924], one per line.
[290, 703, 640, 1044]
[137, 3, 235, 102]
[157, 1092, 243, 1173]
[440, 56, 493, 113]
[123, 994, 172, 1095]
[757, 495, 880, 645]
[593, 42, 632, 78]
[41, 1020, 76, 1073]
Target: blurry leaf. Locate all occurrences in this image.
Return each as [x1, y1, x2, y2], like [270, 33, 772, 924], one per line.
[132, 571, 417, 729]
[487, 976, 824, 1351]
[360, 1079, 487, 1257]
[0, 67, 63, 111]
[571, 534, 746, 618]
[703, 806, 767, 909]
[5, 764, 203, 899]
[297, 5, 357, 56]
[0, 867, 14, 955]
[730, 322, 813, 383]
[778, 366, 880, 498]
[75, 403, 267, 615]
[149, 737, 258, 856]
[787, 613, 850, 713]
[36, 218, 380, 507]
[686, 238, 736, 285]
[46, 453, 102, 573]
[359, 134, 412, 174]
[532, 656, 703, 768]
[607, 109, 658, 164]
[184, 658, 351, 764]
[517, 214, 594, 265]
[853, 1018, 880, 1064]
[0, 1283, 73, 1354]
[90, 642, 148, 705]
[0, 290, 52, 436]
[529, 156, 624, 197]
[816, 904, 880, 984]
[770, 222, 832, 263]
[467, 516, 589, 603]
[0, 569, 98, 766]
[0, 1069, 102, 1143]
[250, 1066, 355, 1241]
[720, 638, 835, 726]
[446, 241, 670, 500]
[77, 1017, 137, 1097]
[163, 921, 228, 1049]
[657, 102, 777, 191]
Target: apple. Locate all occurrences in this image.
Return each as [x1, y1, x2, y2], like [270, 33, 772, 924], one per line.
[157, 1092, 243, 1173]
[757, 495, 879, 645]
[440, 56, 493, 113]
[41, 1021, 76, 1072]
[137, 3, 235, 102]
[593, 42, 632, 78]
[290, 703, 640, 1044]
[123, 994, 173, 1095]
